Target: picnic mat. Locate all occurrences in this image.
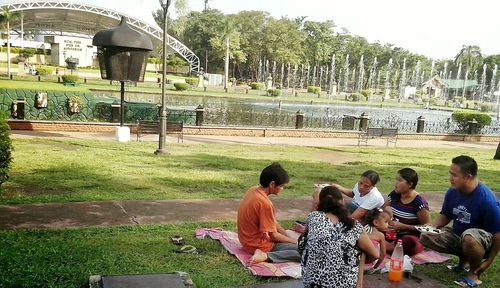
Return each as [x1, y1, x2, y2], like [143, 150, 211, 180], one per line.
[195, 228, 301, 278]
[196, 228, 450, 278]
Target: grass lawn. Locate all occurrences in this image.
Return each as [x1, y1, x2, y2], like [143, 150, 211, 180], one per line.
[0, 220, 498, 288]
[0, 138, 498, 204]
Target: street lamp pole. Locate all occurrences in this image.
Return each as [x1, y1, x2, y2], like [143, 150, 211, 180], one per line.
[156, 0, 171, 154]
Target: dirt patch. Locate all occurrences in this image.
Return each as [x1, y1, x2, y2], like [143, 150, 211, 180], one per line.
[311, 150, 355, 165]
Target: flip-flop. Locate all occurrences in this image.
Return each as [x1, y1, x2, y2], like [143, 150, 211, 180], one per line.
[447, 264, 469, 273]
[173, 245, 198, 254]
[171, 235, 184, 245]
[454, 276, 482, 287]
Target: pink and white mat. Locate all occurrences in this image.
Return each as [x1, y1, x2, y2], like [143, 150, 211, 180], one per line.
[195, 228, 450, 278]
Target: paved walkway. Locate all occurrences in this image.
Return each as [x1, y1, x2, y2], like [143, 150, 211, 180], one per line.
[0, 193, 454, 229]
[2, 130, 498, 229]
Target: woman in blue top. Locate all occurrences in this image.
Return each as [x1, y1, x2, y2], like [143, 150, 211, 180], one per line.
[382, 168, 431, 255]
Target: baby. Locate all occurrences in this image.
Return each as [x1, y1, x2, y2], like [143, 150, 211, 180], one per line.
[363, 208, 390, 271]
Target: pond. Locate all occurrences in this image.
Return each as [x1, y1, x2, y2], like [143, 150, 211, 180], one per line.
[92, 90, 499, 134]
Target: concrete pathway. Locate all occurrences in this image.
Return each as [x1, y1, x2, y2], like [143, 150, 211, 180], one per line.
[0, 193, 452, 229]
[10, 130, 499, 149]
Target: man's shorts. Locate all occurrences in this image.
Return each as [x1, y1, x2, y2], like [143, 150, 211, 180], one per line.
[420, 227, 493, 256]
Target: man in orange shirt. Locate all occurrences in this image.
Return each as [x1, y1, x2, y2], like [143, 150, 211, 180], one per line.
[237, 163, 300, 265]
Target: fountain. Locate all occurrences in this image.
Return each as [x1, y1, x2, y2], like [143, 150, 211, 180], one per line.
[455, 62, 462, 100]
[272, 61, 277, 84]
[351, 68, 356, 92]
[368, 57, 378, 92]
[280, 63, 284, 89]
[265, 59, 269, 81]
[286, 63, 290, 89]
[489, 64, 497, 99]
[299, 64, 305, 88]
[398, 58, 407, 101]
[412, 60, 421, 87]
[328, 54, 336, 96]
[357, 55, 365, 92]
[258, 59, 262, 82]
[319, 66, 324, 89]
[384, 58, 393, 100]
[480, 64, 487, 102]
[342, 54, 350, 93]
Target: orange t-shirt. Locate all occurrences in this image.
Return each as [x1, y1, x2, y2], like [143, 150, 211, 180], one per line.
[237, 186, 277, 253]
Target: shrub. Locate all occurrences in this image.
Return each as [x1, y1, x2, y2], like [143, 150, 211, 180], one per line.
[236, 80, 247, 86]
[185, 77, 199, 86]
[307, 86, 321, 94]
[360, 90, 371, 100]
[62, 75, 79, 83]
[36, 67, 53, 76]
[174, 82, 189, 91]
[347, 93, 362, 101]
[451, 110, 492, 132]
[267, 89, 281, 97]
[480, 104, 491, 112]
[0, 112, 13, 186]
[250, 82, 265, 90]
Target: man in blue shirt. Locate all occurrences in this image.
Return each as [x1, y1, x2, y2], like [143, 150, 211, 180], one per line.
[420, 155, 500, 287]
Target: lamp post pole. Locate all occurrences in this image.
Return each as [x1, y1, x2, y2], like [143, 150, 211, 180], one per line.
[156, 0, 171, 154]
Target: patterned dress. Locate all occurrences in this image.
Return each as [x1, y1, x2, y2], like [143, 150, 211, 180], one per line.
[301, 211, 363, 288]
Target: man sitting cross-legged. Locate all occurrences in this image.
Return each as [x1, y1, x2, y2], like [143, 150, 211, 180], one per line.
[237, 163, 300, 265]
[420, 155, 500, 287]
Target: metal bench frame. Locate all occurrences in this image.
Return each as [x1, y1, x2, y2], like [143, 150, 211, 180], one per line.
[136, 120, 184, 143]
[358, 127, 398, 147]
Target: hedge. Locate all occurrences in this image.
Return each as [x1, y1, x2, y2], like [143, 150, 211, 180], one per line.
[250, 82, 265, 90]
[62, 75, 79, 83]
[451, 110, 492, 132]
[174, 82, 189, 91]
[267, 89, 281, 97]
[307, 86, 321, 94]
[36, 67, 53, 76]
[0, 112, 13, 186]
[185, 77, 199, 86]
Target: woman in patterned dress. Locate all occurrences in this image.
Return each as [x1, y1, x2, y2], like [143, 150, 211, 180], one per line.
[301, 186, 378, 288]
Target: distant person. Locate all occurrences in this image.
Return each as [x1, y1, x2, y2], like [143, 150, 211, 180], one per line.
[420, 156, 500, 287]
[382, 168, 431, 255]
[301, 186, 378, 288]
[329, 170, 384, 221]
[237, 163, 300, 265]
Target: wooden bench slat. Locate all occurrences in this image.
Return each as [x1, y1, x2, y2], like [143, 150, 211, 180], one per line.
[136, 120, 184, 143]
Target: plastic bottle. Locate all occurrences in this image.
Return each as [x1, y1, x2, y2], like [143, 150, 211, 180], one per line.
[388, 239, 404, 282]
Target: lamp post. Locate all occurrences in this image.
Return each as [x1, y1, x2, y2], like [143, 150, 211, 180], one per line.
[93, 17, 153, 141]
[156, 0, 172, 154]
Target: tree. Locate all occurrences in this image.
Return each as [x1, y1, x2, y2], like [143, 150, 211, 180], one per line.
[262, 17, 305, 65]
[302, 20, 336, 66]
[455, 45, 482, 77]
[209, 18, 244, 88]
[0, 111, 12, 186]
[182, 9, 226, 73]
[0, 7, 22, 78]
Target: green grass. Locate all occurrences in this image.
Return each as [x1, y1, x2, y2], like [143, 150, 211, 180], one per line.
[0, 138, 498, 204]
[0, 220, 498, 288]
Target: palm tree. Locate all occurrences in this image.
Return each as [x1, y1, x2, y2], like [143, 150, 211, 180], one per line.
[455, 45, 482, 99]
[0, 7, 22, 78]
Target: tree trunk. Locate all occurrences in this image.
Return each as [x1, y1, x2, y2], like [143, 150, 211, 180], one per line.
[494, 142, 500, 160]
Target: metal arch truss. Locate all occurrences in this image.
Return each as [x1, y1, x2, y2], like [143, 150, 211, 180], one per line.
[1, 0, 200, 73]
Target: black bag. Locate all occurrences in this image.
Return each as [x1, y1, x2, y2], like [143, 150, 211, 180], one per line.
[298, 228, 308, 256]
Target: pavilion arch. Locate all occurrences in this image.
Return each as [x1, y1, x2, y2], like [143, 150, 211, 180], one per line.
[1, 0, 200, 73]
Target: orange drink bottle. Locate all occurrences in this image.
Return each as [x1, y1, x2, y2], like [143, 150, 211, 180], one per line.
[388, 239, 404, 282]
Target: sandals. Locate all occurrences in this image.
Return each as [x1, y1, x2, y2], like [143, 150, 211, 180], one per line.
[454, 276, 482, 287]
[171, 235, 184, 245]
[447, 264, 470, 273]
[173, 245, 198, 254]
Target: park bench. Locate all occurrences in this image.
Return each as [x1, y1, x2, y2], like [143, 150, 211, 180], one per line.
[136, 120, 184, 143]
[358, 127, 398, 147]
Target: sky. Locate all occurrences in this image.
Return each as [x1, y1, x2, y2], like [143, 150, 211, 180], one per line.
[6, 0, 500, 59]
